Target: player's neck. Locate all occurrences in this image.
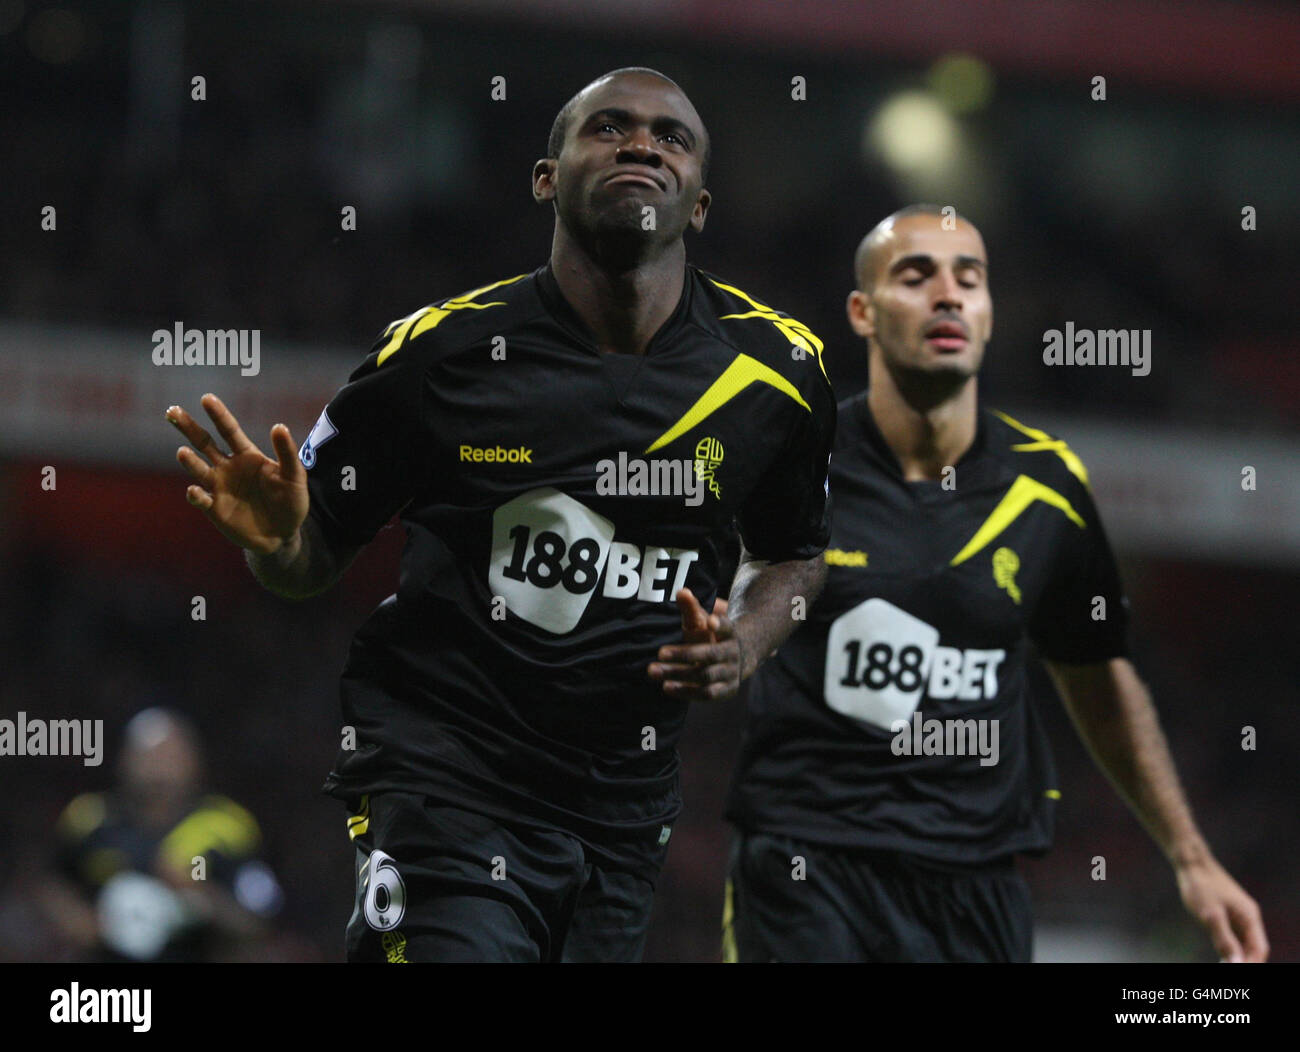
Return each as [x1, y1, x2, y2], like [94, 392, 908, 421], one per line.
[549, 229, 686, 356]
[868, 367, 978, 482]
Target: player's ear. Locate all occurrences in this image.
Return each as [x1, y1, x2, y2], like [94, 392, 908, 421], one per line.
[532, 158, 558, 204]
[689, 188, 711, 233]
[846, 288, 874, 339]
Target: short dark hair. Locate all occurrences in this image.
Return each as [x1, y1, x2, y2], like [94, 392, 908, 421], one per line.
[547, 67, 710, 183]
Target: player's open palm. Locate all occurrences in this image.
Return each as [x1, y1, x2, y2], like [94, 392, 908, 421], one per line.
[166, 393, 308, 555]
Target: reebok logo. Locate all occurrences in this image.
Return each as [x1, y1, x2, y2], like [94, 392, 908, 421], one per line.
[460, 445, 533, 464]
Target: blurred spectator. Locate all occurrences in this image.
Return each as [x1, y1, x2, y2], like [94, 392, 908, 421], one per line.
[39, 708, 283, 962]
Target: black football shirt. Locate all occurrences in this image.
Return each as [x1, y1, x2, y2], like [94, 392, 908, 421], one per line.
[726, 395, 1129, 864]
[301, 264, 835, 870]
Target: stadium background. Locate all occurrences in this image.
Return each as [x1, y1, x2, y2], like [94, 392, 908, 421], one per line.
[0, 0, 1296, 961]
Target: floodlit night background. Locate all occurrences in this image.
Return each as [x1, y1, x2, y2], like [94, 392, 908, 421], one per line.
[1, 0, 1297, 961]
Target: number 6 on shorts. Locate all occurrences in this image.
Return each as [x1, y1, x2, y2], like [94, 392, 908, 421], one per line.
[362, 850, 407, 931]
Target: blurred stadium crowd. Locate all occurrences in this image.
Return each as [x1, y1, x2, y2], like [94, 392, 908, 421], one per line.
[0, 0, 1295, 960]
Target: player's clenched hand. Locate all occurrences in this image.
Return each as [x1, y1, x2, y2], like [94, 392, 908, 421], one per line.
[1176, 856, 1269, 962]
[166, 393, 309, 555]
[647, 589, 743, 702]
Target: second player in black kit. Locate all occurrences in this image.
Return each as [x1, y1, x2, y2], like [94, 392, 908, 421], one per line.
[730, 399, 1128, 856]
[726, 400, 1125, 960]
[724, 204, 1267, 964]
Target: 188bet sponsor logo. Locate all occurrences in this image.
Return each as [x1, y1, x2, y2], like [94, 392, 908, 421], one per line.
[489, 488, 698, 634]
[824, 598, 1005, 730]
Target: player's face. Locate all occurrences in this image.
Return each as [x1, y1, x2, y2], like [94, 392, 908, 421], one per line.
[535, 74, 711, 243]
[849, 217, 992, 382]
[122, 732, 200, 802]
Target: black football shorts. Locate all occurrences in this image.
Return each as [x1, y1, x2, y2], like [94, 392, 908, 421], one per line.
[343, 791, 668, 962]
[724, 830, 1033, 962]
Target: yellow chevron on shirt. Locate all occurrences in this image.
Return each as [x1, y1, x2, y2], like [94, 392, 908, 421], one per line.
[646, 353, 809, 453]
[709, 278, 828, 380]
[376, 274, 527, 366]
[951, 474, 1085, 567]
[992, 410, 1090, 488]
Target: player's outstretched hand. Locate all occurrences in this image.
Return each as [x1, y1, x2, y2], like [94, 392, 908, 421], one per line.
[166, 393, 309, 555]
[1176, 856, 1269, 962]
[647, 589, 742, 702]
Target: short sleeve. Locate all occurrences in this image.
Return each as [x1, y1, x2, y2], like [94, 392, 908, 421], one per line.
[735, 375, 836, 562]
[158, 796, 263, 875]
[1028, 481, 1130, 663]
[301, 332, 427, 549]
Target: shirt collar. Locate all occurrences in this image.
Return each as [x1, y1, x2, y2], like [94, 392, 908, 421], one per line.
[535, 261, 694, 355]
[850, 393, 988, 481]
